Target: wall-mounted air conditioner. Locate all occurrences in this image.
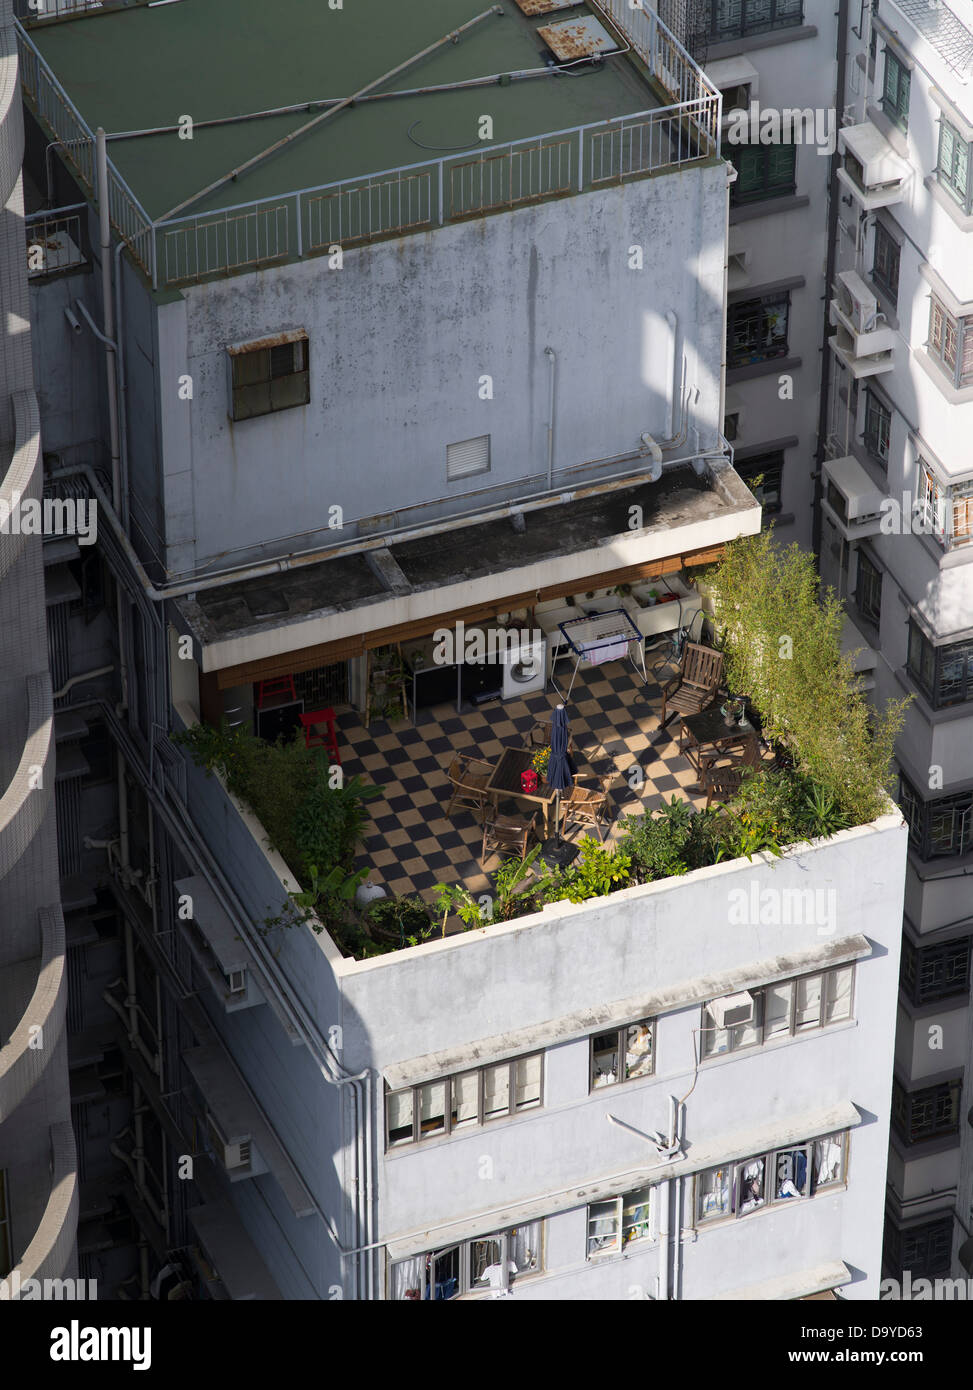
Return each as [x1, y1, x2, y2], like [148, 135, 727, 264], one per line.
[707, 991, 754, 1029]
[207, 1112, 252, 1174]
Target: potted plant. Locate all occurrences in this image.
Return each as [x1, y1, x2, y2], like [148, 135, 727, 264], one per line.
[531, 746, 551, 777]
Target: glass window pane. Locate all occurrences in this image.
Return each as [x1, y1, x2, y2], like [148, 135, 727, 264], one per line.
[774, 1146, 809, 1199]
[765, 980, 792, 1036]
[622, 1185, 655, 1245]
[509, 1223, 541, 1275]
[592, 1031, 620, 1087]
[430, 1246, 460, 1300]
[824, 966, 853, 1023]
[418, 1080, 446, 1137]
[625, 1022, 654, 1079]
[469, 1236, 503, 1288]
[737, 1157, 766, 1215]
[587, 1199, 620, 1256]
[813, 1132, 845, 1188]
[387, 1090, 413, 1144]
[697, 1166, 731, 1222]
[795, 974, 823, 1028]
[391, 1255, 424, 1300]
[514, 1055, 542, 1110]
[451, 1071, 479, 1129]
[483, 1064, 511, 1119]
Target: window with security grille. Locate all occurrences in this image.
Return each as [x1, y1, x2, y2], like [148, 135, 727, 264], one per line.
[898, 775, 973, 859]
[900, 935, 972, 1006]
[928, 298, 973, 389]
[728, 294, 790, 368]
[908, 621, 973, 708]
[863, 389, 891, 465]
[735, 451, 783, 516]
[882, 50, 911, 132]
[854, 550, 882, 628]
[885, 1215, 953, 1278]
[704, 0, 803, 41]
[938, 119, 972, 213]
[917, 460, 973, 549]
[872, 223, 900, 305]
[228, 333, 310, 421]
[892, 1077, 962, 1144]
[729, 143, 796, 205]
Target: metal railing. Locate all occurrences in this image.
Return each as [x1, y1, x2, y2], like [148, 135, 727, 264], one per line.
[16, 6, 721, 291]
[15, 0, 114, 19]
[25, 204, 86, 277]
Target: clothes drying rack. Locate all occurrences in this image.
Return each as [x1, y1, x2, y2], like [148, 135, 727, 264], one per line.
[554, 607, 647, 700]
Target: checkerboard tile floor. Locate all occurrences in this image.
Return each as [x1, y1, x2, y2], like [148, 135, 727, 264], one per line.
[336, 660, 708, 906]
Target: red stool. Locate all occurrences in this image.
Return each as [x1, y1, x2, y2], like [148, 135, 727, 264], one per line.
[300, 707, 341, 764]
[256, 675, 297, 708]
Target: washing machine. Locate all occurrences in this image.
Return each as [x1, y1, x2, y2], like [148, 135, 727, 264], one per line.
[501, 634, 547, 700]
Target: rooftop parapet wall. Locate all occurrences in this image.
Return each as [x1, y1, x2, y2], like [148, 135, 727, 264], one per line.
[17, 1, 720, 289]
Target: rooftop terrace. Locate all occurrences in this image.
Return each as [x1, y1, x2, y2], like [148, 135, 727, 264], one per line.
[18, 0, 720, 286]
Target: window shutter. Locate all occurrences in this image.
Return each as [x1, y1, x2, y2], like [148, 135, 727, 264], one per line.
[447, 434, 490, 481]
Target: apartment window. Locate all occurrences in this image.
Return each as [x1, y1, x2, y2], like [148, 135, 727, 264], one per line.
[702, 966, 854, 1058]
[589, 1019, 654, 1089]
[385, 1052, 543, 1147]
[862, 389, 891, 466]
[928, 298, 973, 389]
[390, 1221, 542, 1299]
[0, 1169, 9, 1277]
[937, 119, 972, 213]
[587, 1185, 656, 1258]
[916, 461, 973, 550]
[872, 223, 900, 305]
[446, 434, 490, 481]
[704, 0, 803, 42]
[899, 775, 973, 859]
[728, 293, 790, 368]
[855, 550, 883, 628]
[900, 935, 972, 1007]
[228, 332, 310, 421]
[886, 1215, 952, 1279]
[907, 621, 973, 708]
[724, 411, 739, 442]
[735, 452, 783, 515]
[729, 143, 797, 205]
[881, 50, 911, 132]
[696, 1132, 847, 1225]
[892, 1077, 962, 1144]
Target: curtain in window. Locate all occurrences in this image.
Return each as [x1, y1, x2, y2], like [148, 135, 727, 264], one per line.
[765, 980, 792, 1035]
[483, 1064, 510, 1118]
[795, 974, 822, 1028]
[737, 1158, 765, 1214]
[622, 1186, 655, 1244]
[813, 1133, 844, 1187]
[588, 1200, 620, 1255]
[387, 1090, 413, 1143]
[509, 1221, 541, 1274]
[419, 1080, 446, 1136]
[514, 1055, 542, 1109]
[698, 1167, 731, 1221]
[451, 1071, 478, 1128]
[625, 1024, 653, 1079]
[391, 1256, 424, 1301]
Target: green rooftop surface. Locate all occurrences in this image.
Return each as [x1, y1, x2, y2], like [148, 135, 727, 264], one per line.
[30, 0, 660, 221]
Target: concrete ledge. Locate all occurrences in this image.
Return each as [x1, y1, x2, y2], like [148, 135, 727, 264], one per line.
[0, 670, 54, 881]
[715, 1258, 851, 1300]
[0, 905, 67, 1122]
[0, 391, 42, 583]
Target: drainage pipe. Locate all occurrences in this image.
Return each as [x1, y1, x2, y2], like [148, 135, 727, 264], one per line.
[544, 347, 556, 492]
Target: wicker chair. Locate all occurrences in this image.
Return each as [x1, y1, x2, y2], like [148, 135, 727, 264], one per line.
[659, 643, 725, 727]
[445, 755, 495, 821]
[481, 811, 539, 867]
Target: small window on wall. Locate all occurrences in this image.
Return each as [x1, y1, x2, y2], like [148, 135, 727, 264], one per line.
[228, 332, 310, 421]
[736, 452, 783, 517]
[447, 434, 490, 482]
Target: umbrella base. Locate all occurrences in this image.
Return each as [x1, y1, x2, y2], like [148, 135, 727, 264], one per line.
[536, 836, 581, 873]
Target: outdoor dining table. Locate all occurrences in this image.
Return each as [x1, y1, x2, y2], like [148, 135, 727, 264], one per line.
[485, 746, 563, 838]
[678, 704, 759, 781]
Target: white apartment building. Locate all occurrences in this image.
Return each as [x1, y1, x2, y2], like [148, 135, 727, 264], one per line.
[2, 0, 911, 1301]
[820, 0, 973, 1284]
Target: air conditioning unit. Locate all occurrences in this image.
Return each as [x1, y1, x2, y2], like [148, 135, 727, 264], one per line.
[836, 123, 909, 209]
[722, 83, 752, 114]
[206, 1112, 251, 1173]
[227, 968, 246, 995]
[708, 991, 754, 1029]
[828, 271, 895, 377]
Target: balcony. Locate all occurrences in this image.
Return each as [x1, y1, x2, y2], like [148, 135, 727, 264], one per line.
[837, 122, 910, 210]
[0, 906, 66, 1122]
[829, 270, 895, 378]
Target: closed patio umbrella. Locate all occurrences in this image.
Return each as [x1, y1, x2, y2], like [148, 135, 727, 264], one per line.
[546, 703, 575, 839]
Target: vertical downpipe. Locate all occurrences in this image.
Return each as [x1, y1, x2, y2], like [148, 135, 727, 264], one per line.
[544, 347, 557, 492]
[657, 1178, 670, 1299]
